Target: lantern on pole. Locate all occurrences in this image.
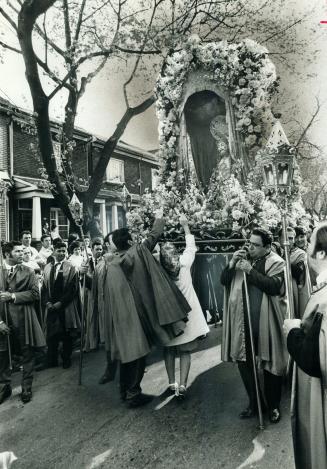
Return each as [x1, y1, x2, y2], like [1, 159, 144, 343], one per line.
[121, 183, 132, 212]
[68, 193, 87, 385]
[260, 124, 296, 319]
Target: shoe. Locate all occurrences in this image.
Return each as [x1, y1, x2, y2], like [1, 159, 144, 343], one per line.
[176, 385, 187, 400]
[239, 406, 257, 419]
[269, 408, 281, 424]
[21, 389, 32, 404]
[0, 385, 12, 405]
[62, 358, 72, 369]
[128, 393, 154, 408]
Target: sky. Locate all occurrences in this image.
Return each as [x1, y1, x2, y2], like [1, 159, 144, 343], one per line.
[0, 0, 326, 153]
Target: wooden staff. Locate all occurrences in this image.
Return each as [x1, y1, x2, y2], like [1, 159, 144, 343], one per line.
[281, 212, 294, 319]
[77, 221, 89, 386]
[243, 271, 264, 430]
[0, 242, 12, 370]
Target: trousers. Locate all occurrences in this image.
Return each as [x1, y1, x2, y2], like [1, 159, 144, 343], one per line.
[0, 324, 35, 392]
[120, 356, 146, 400]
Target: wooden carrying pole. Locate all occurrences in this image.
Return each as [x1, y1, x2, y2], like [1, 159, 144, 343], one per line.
[243, 271, 265, 430]
[77, 223, 89, 386]
[0, 243, 12, 370]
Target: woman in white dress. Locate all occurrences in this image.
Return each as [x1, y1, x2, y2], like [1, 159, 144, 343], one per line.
[160, 215, 209, 399]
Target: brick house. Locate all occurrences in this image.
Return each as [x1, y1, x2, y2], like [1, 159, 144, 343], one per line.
[0, 96, 160, 241]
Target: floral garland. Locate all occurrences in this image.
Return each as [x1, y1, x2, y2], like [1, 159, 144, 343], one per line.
[127, 167, 310, 239]
[155, 36, 278, 179]
[127, 38, 310, 239]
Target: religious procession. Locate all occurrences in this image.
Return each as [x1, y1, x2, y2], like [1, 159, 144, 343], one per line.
[0, 1, 327, 468]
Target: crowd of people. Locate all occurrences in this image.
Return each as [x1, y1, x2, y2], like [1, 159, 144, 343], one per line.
[0, 214, 326, 469]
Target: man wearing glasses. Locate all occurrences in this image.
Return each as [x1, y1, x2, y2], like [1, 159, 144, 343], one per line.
[221, 228, 287, 424]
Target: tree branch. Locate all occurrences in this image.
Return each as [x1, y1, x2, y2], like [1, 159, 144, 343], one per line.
[87, 95, 155, 200]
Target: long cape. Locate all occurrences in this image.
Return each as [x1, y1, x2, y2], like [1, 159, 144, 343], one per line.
[43, 261, 81, 335]
[290, 247, 311, 319]
[291, 283, 327, 469]
[0, 265, 45, 350]
[222, 251, 288, 376]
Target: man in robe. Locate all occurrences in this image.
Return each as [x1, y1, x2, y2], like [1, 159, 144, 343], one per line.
[95, 209, 190, 407]
[284, 221, 327, 469]
[42, 241, 81, 369]
[282, 227, 311, 318]
[0, 241, 45, 404]
[221, 228, 287, 423]
[81, 239, 104, 352]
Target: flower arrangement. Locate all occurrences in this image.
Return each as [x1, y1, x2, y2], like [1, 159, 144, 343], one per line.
[155, 36, 278, 181]
[127, 167, 308, 239]
[127, 38, 309, 241]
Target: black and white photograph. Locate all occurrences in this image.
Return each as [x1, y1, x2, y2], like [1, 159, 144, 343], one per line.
[0, 0, 327, 468]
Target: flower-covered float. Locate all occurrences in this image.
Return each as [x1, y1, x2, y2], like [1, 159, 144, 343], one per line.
[127, 37, 309, 254]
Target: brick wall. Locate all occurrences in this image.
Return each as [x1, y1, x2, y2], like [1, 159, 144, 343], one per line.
[72, 144, 88, 180]
[0, 115, 8, 172]
[13, 122, 40, 177]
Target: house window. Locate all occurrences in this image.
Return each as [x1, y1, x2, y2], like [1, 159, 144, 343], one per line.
[17, 198, 32, 234]
[106, 206, 113, 233]
[106, 158, 124, 183]
[117, 206, 126, 228]
[151, 168, 160, 191]
[53, 141, 63, 173]
[50, 208, 69, 240]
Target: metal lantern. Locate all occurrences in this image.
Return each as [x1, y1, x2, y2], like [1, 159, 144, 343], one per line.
[68, 193, 83, 223]
[121, 184, 132, 211]
[261, 145, 295, 320]
[261, 150, 294, 194]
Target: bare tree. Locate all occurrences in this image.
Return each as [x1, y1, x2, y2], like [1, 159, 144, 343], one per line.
[0, 0, 319, 228]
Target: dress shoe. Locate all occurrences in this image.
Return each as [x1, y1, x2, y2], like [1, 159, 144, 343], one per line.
[239, 406, 257, 419]
[128, 393, 154, 408]
[0, 385, 12, 405]
[176, 385, 187, 400]
[62, 358, 72, 369]
[20, 389, 32, 404]
[269, 408, 281, 424]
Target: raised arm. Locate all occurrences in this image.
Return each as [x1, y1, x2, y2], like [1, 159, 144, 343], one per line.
[143, 208, 165, 252]
[179, 214, 196, 267]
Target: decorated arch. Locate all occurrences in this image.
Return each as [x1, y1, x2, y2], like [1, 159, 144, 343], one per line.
[127, 37, 309, 240]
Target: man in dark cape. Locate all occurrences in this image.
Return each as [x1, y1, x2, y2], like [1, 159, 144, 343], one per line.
[221, 228, 287, 423]
[284, 221, 327, 469]
[42, 241, 81, 369]
[98, 209, 190, 407]
[0, 242, 45, 405]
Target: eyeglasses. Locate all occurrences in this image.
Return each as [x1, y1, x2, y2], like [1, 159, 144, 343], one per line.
[248, 241, 263, 248]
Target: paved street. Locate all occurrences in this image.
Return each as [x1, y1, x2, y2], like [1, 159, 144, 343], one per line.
[0, 327, 295, 469]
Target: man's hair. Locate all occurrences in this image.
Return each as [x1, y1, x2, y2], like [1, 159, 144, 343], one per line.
[52, 237, 62, 248]
[68, 233, 79, 246]
[41, 234, 51, 243]
[295, 226, 307, 237]
[103, 231, 114, 245]
[5, 241, 23, 254]
[69, 240, 81, 254]
[112, 228, 132, 251]
[53, 241, 67, 250]
[313, 225, 327, 256]
[92, 238, 103, 249]
[252, 228, 273, 247]
[20, 230, 31, 239]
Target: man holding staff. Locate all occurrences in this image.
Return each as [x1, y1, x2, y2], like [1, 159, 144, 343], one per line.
[0, 241, 45, 404]
[221, 228, 287, 424]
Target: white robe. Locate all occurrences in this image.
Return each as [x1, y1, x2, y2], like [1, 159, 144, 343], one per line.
[166, 234, 209, 346]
